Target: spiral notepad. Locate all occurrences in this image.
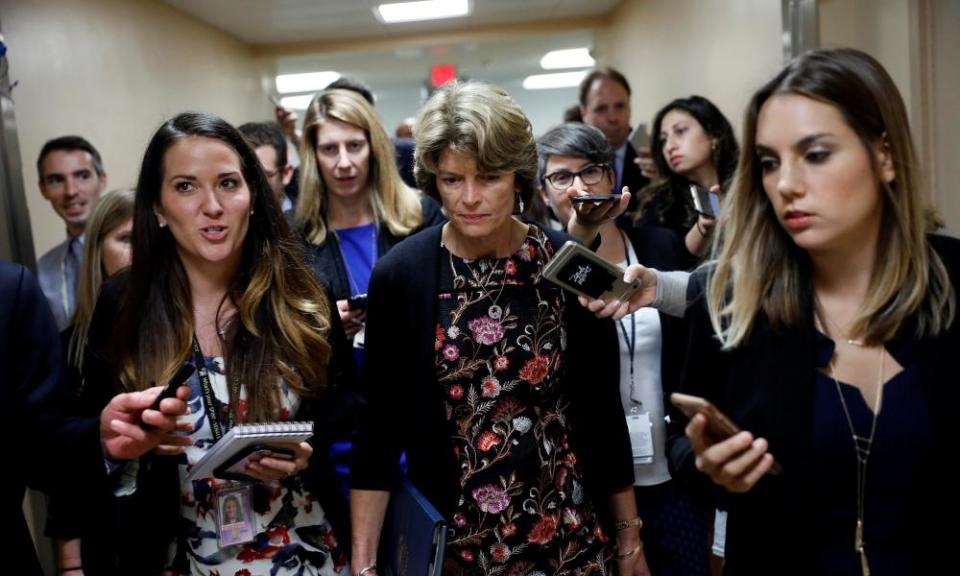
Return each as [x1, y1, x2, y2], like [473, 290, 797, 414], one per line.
[187, 421, 314, 481]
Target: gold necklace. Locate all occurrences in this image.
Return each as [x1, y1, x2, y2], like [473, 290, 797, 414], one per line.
[820, 311, 885, 576]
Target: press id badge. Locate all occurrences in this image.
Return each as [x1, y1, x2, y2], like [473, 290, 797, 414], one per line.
[215, 484, 255, 548]
[627, 412, 654, 464]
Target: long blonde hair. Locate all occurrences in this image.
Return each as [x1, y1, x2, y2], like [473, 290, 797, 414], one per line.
[295, 88, 423, 245]
[708, 48, 954, 349]
[69, 188, 135, 370]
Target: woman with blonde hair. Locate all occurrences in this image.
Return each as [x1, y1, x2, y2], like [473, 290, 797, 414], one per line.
[587, 48, 958, 575]
[350, 81, 650, 576]
[295, 88, 444, 342]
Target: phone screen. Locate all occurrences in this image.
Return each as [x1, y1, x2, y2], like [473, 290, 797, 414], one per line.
[553, 252, 618, 299]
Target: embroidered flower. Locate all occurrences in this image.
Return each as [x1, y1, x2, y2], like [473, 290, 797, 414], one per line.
[460, 548, 474, 563]
[489, 397, 523, 422]
[562, 507, 582, 530]
[527, 514, 558, 545]
[472, 483, 510, 514]
[481, 375, 501, 398]
[435, 324, 445, 351]
[594, 523, 609, 543]
[490, 542, 511, 563]
[477, 431, 501, 452]
[500, 522, 517, 539]
[448, 385, 464, 400]
[468, 316, 505, 345]
[554, 467, 568, 491]
[564, 452, 577, 467]
[493, 354, 510, 372]
[453, 512, 467, 528]
[504, 260, 517, 276]
[512, 416, 532, 434]
[443, 344, 460, 361]
[447, 325, 460, 339]
[519, 354, 550, 385]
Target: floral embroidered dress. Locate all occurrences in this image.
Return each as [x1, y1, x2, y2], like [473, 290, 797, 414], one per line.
[435, 226, 611, 575]
[175, 355, 347, 576]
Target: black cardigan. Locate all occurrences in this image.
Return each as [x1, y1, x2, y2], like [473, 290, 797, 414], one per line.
[58, 275, 359, 575]
[668, 233, 960, 575]
[298, 195, 446, 300]
[351, 223, 635, 524]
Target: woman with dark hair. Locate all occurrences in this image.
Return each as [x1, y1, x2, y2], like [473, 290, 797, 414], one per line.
[76, 112, 355, 575]
[587, 48, 958, 575]
[635, 95, 738, 260]
[538, 122, 709, 575]
[350, 82, 649, 576]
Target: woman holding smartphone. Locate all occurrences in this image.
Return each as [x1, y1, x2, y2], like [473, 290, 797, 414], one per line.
[75, 112, 356, 575]
[350, 82, 650, 576]
[538, 122, 710, 576]
[588, 48, 959, 575]
[634, 95, 738, 261]
[294, 88, 444, 344]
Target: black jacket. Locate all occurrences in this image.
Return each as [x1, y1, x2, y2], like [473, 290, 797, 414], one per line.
[351, 223, 635, 523]
[61, 275, 359, 575]
[298, 196, 445, 300]
[668, 234, 960, 575]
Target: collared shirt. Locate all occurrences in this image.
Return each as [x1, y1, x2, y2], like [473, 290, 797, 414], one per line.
[613, 142, 627, 193]
[37, 233, 84, 330]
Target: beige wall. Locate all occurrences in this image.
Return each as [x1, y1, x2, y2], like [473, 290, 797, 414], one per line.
[0, 0, 265, 257]
[596, 0, 783, 137]
[927, 0, 959, 233]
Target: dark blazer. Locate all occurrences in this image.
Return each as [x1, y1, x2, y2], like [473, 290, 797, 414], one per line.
[351, 223, 635, 524]
[0, 262, 102, 576]
[64, 274, 359, 575]
[668, 234, 960, 575]
[298, 196, 445, 301]
[622, 142, 651, 196]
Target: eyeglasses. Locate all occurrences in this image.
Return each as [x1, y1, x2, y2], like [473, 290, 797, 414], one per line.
[543, 163, 609, 190]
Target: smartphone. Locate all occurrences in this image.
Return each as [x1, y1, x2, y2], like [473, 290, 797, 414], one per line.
[690, 184, 721, 219]
[570, 194, 622, 204]
[347, 293, 368, 311]
[630, 123, 651, 151]
[542, 241, 641, 302]
[148, 362, 195, 411]
[670, 392, 782, 475]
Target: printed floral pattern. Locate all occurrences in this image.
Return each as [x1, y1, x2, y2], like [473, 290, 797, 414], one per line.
[436, 226, 610, 575]
[177, 357, 347, 575]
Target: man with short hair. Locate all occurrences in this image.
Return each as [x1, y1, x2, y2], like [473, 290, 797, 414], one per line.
[36, 136, 107, 329]
[238, 122, 294, 211]
[579, 67, 650, 196]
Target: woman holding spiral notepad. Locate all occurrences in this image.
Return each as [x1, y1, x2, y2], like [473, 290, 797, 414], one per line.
[72, 112, 356, 575]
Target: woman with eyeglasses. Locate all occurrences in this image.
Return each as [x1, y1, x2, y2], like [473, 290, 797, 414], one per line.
[539, 122, 710, 576]
[634, 96, 738, 262]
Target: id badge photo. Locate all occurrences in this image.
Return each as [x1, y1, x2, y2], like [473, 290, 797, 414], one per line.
[215, 484, 256, 548]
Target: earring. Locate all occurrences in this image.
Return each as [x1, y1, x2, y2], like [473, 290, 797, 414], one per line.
[711, 140, 718, 151]
[516, 191, 525, 214]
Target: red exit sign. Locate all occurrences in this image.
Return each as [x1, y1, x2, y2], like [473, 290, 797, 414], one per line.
[431, 64, 456, 87]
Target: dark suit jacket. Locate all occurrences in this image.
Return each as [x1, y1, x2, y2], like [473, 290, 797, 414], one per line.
[351, 223, 635, 524]
[0, 262, 102, 576]
[63, 274, 360, 574]
[622, 142, 651, 196]
[668, 234, 960, 575]
[297, 196, 445, 301]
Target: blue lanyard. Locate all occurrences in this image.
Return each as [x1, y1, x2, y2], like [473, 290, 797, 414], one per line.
[615, 231, 638, 405]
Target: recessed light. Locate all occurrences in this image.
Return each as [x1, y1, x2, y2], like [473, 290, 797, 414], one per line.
[275, 71, 341, 94]
[375, 0, 471, 24]
[540, 48, 595, 70]
[279, 95, 316, 110]
[522, 71, 590, 90]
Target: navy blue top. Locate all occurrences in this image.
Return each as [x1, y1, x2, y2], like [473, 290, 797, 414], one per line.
[337, 222, 378, 297]
[812, 332, 930, 575]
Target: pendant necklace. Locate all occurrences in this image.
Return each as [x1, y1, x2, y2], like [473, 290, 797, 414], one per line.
[817, 312, 884, 576]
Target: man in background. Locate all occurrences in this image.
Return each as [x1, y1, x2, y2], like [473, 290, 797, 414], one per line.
[35, 136, 107, 329]
[238, 122, 294, 212]
[579, 68, 653, 196]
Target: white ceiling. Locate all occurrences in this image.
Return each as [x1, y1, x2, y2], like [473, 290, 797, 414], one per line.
[160, 0, 623, 45]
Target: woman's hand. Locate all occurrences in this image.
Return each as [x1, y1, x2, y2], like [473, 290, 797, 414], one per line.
[685, 184, 722, 256]
[685, 413, 774, 493]
[578, 264, 658, 320]
[244, 441, 313, 482]
[337, 299, 367, 339]
[274, 105, 302, 148]
[100, 385, 191, 461]
[614, 527, 651, 575]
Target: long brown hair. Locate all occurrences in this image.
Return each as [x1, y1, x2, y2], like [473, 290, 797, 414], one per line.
[114, 112, 333, 422]
[708, 48, 954, 348]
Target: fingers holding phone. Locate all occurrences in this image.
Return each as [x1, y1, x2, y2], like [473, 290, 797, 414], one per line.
[336, 299, 366, 338]
[686, 415, 775, 493]
[578, 263, 658, 320]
